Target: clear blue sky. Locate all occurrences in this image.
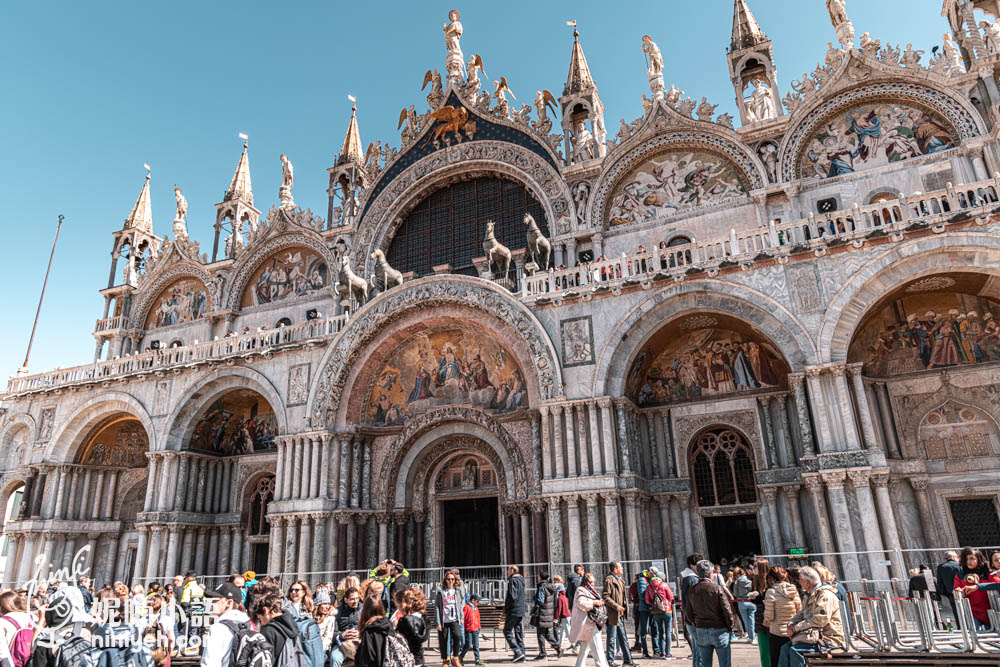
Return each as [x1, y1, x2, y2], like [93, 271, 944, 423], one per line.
[1, 0, 953, 377]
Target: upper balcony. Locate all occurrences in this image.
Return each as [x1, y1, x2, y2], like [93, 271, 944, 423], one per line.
[5, 175, 999, 398]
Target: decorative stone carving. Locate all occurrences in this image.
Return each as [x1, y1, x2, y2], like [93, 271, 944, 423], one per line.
[673, 409, 762, 468]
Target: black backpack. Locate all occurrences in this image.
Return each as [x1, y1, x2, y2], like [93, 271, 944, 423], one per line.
[54, 635, 103, 667]
[220, 620, 274, 667]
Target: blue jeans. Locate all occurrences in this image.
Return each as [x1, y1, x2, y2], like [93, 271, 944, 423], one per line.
[736, 601, 755, 637]
[329, 646, 345, 667]
[637, 610, 652, 653]
[692, 627, 731, 667]
[461, 629, 480, 661]
[649, 614, 672, 656]
[605, 623, 633, 664]
[776, 642, 825, 667]
[504, 615, 525, 657]
[685, 624, 703, 667]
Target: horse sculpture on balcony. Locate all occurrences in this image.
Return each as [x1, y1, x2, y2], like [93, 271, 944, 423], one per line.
[369, 248, 403, 293]
[337, 255, 368, 306]
[483, 220, 511, 281]
[524, 213, 550, 273]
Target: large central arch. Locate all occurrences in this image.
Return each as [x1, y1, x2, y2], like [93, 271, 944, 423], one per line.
[307, 275, 563, 429]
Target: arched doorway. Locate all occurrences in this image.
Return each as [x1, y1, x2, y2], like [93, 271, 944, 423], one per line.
[435, 454, 501, 567]
[245, 475, 275, 574]
[690, 427, 762, 562]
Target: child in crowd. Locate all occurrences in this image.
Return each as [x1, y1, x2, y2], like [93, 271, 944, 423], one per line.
[461, 593, 483, 665]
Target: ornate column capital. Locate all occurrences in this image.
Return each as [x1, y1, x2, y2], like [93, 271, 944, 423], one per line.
[823, 471, 847, 491]
[779, 483, 801, 498]
[805, 366, 825, 378]
[757, 395, 773, 408]
[544, 496, 562, 511]
[375, 511, 392, 525]
[581, 493, 600, 509]
[597, 397, 613, 410]
[846, 469, 871, 488]
[623, 492, 641, 509]
[655, 494, 672, 510]
[870, 471, 890, 488]
[675, 491, 691, 507]
[909, 476, 929, 492]
[845, 362, 865, 377]
[802, 474, 824, 492]
[827, 362, 847, 375]
[529, 498, 547, 513]
[539, 405, 550, 418]
[412, 509, 427, 522]
[760, 486, 779, 502]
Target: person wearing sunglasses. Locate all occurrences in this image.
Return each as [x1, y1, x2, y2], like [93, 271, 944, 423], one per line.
[434, 569, 467, 667]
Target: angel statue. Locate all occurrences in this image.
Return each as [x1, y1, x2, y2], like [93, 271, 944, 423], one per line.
[981, 20, 1000, 55]
[533, 89, 556, 134]
[465, 54, 486, 95]
[279, 154, 294, 207]
[422, 68, 444, 109]
[443, 9, 464, 79]
[666, 83, 684, 108]
[642, 35, 665, 99]
[493, 76, 515, 117]
[397, 105, 419, 143]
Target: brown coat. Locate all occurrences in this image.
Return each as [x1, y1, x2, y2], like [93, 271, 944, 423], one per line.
[685, 580, 735, 630]
[602, 574, 629, 626]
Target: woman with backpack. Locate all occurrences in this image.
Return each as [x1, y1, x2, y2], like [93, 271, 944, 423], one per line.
[0, 591, 33, 667]
[568, 572, 608, 667]
[433, 569, 466, 667]
[396, 588, 428, 667]
[642, 568, 674, 659]
[356, 598, 402, 667]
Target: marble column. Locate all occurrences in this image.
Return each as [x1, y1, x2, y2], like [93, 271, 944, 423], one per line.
[586, 403, 601, 477]
[345, 516, 357, 571]
[185, 459, 199, 511]
[519, 510, 531, 566]
[61, 535, 77, 570]
[584, 495, 602, 564]
[823, 472, 861, 582]
[143, 457, 159, 513]
[377, 514, 389, 561]
[319, 436, 330, 500]
[780, 485, 806, 548]
[414, 512, 426, 568]
[207, 529, 220, 576]
[758, 396, 778, 468]
[577, 406, 592, 477]
[174, 457, 189, 511]
[92, 471, 106, 518]
[274, 440, 286, 500]
[566, 497, 584, 563]
[134, 528, 150, 583]
[623, 494, 642, 561]
[230, 526, 243, 574]
[354, 514, 366, 569]
[676, 494, 694, 559]
[292, 439, 303, 500]
[16, 534, 36, 583]
[103, 470, 119, 519]
[195, 459, 208, 512]
[846, 364, 878, 450]
[284, 517, 299, 574]
[830, 364, 862, 450]
[350, 441, 362, 507]
[598, 400, 617, 474]
[662, 411, 676, 476]
[3, 535, 20, 584]
[847, 470, 889, 581]
[309, 439, 321, 498]
[788, 373, 815, 456]
[603, 495, 623, 561]
[804, 368, 836, 453]
[269, 517, 285, 575]
[180, 529, 194, 573]
[546, 497, 564, 564]
[874, 383, 902, 458]
[196, 528, 209, 577]
[553, 406, 566, 478]
[165, 527, 180, 578]
[205, 461, 218, 513]
[362, 443, 372, 508]
[72, 471, 86, 520]
[565, 405, 578, 477]
[52, 466, 70, 519]
[688, 496, 707, 555]
[909, 478, 939, 547]
[760, 487, 782, 555]
[85, 534, 99, 576]
[297, 517, 311, 578]
[338, 438, 350, 507]
[218, 526, 232, 576]
[311, 515, 325, 578]
[157, 455, 172, 511]
[539, 407, 552, 479]
[803, 476, 835, 554]
[530, 501, 548, 564]
[615, 404, 633, 473]
[871, 473, 905, 580]
[657, 497, 675, 573]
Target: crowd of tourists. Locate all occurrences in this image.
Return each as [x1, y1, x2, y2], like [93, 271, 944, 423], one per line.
[2, 547, 999, 667]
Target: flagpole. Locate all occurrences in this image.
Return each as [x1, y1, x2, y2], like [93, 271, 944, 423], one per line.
[20, 214, 63, 375]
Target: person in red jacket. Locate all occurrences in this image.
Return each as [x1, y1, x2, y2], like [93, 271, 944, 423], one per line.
[552, 575, 573, 652]
[643, 568, 675, 659]
[461, 593, 484, 665]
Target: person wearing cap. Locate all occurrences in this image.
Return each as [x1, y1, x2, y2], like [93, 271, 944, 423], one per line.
[200, 583, 250, 667]
[314, 590, 338, 653]
[460, 593, 484, 665]
[643, 567, 675, 659]
[242, 571, 259, 608]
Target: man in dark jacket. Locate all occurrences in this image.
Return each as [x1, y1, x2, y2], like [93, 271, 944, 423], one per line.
[685, 560, 734, 667]
[936, 551, 962, 625]
[330, 588, 362, 667]
[504, 565, 527, 662]
[603, 561, 638, 667]
[680, 553, 704, 667]
[533, 572, 562, 659]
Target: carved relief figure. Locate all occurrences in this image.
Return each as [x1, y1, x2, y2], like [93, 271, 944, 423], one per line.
[802, 103, 954, 178]
[242, 249, 329, 307]
[365, 327, 526, 426]
[628, 317, 787, 406]
[608, 150, 747, 225]
[147, 278, 210, 328]
[190, 389, 278, 455]
[918, 403, 1000, 459]
[849, 282, 1000, 377]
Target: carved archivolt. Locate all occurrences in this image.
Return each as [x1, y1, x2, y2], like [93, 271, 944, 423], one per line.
[409, 436, 510, 513]
[377, 406, 529, 508]
[354, 140, 575, 272]
[307, 276, 562, 429]
[590, 129, 767, 230]
[779, 81, 983, 182]
[224, 231, 336, 312]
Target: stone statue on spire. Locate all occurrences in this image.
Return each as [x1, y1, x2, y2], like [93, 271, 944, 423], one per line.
[642, 35, 665, 100]
[443, 9, 465, 81]
[744, 79, 776, 123]
[279, 153, 294, 208]
[173, 187, 189, 242]
[827, 0, 854, 49]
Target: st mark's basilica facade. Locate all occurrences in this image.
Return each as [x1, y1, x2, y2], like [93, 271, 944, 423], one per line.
[3, 0, 1000, 587]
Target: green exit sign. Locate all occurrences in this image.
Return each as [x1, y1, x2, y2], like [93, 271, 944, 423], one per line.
[788, 547, 806, 557]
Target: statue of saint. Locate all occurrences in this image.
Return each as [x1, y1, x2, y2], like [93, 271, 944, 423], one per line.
[443, 10, 464, 78]
[642, 35, 663, 76]
[982, 21, 1000, 55]
[280, 153, 294, 190]
[174, 187, 187, 221]
[827, 0, 848, 26]
[744, 79, 776, 122]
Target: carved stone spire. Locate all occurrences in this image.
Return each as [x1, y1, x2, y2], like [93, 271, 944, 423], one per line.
[123, 167, 153, 233]
[731, 0, 766, 51]
[563, 28, 596, 96]
[337, 103, 364, 167]
[225, 138, 254, 205]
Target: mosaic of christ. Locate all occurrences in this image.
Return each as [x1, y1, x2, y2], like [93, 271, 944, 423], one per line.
[366, 328, 526, 426]
[242, 248, 329, 307]
[608, 150, 747, 225]
[146, 278, 210, 328]
[801, 102, 954, 179]
[627, 315, 788, 407]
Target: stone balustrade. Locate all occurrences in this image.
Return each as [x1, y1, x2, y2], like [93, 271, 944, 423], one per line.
[6, 313, 349, 396]
[94, 315, 128, 333]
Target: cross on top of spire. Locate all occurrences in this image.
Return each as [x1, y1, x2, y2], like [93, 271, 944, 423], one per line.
[731, 0, 767, 51]
[337, 100, 364, 167]
[123, 166, 153, 233]
[564, 26, 596, 97]
[225, 135, 254, 205]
